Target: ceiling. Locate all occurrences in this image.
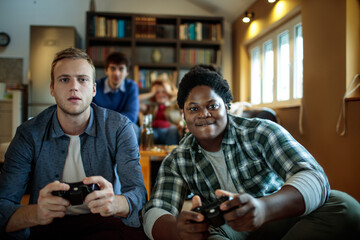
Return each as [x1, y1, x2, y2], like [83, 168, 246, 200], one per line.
[186, 0, 256, 23]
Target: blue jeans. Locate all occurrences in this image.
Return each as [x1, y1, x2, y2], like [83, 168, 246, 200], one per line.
[209, 190, 360, 240]
[153, 126, 179, 145]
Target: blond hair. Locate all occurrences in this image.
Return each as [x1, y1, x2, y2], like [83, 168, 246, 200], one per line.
[51, 47, 95, 86]
[150, 79, 177, 102]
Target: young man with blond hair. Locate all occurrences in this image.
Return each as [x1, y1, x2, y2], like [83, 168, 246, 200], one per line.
[0, 48, 147, 239]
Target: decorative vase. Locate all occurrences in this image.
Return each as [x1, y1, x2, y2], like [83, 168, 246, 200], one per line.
[89, 0, 96, 12]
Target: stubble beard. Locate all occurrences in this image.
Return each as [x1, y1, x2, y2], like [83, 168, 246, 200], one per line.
[57, 98, 91, 117]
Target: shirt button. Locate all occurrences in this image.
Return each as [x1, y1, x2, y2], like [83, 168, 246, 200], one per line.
[198, 150, 201, 153]
[55, 174, 60, 178]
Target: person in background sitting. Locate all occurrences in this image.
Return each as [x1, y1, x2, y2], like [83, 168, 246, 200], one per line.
[139, 78, 183, 145]
[0, 48, 147, 239]
[142, 65, 360, 240]
[92, 52, 140, 142]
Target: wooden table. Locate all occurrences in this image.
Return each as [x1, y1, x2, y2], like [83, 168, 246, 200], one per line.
[139, 146, 175, 198]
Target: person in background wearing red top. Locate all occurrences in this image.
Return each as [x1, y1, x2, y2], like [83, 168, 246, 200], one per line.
[139, 78, 184, 145]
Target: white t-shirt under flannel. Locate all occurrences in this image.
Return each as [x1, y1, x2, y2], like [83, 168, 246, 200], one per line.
[62, 135, 90, 215]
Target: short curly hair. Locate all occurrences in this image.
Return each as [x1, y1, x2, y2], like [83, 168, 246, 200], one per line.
[177, 65, 233, 110]
[105, 52, 129, 69]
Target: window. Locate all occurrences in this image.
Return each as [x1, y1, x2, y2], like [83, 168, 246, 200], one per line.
[263, 40, 274, 103]
[251, 47, 261, 104]
[294, 23, 303, 99]
[249, 15, 302, 107]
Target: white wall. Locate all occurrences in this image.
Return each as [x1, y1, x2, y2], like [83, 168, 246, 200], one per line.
[0, 0, 232, 89]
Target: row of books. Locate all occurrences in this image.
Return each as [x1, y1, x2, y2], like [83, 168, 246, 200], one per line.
[89, 17, 222, 41]
[135, 17, 157, 39]
[87, 46, 218, 66]
[87, 46, 130, 65]
[89, 16, 131, 38]
[180, 49, 217, 65]
[179, 22, 222, 41]
[134, 67, 178, 89]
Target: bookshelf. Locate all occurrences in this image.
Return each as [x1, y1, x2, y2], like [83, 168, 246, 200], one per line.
[86, 11, 223, 91]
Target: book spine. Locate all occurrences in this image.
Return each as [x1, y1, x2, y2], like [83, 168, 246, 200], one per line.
[112, 19, 117, 38]
[141, 17, 147, 38]
[98, 17, 106, 37]
[125, 20, 132, 37]
[118, 19, 125, 38]
[179, 24, 186, 40]
[135, 17, 141, 38]
[89, 16, 95, 37]
[216, 23, 222, 41]
[188, 23, 195, 40]
[202, 23, 210, 40]
[106, 19, 111, 37]
[195, 22, 202, 41]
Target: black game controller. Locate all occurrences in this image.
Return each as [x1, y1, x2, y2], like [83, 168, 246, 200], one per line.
[52, 181, 100, 205]
[193, 195, 234, 228]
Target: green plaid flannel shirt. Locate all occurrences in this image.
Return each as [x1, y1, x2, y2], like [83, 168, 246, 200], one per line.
[143, 114, 329, 217]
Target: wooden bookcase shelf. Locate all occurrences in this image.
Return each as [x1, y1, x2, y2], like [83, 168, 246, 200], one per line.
[86, 11, 223, 90]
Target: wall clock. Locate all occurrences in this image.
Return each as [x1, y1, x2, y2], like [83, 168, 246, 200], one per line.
[0, 32, 10, 47]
